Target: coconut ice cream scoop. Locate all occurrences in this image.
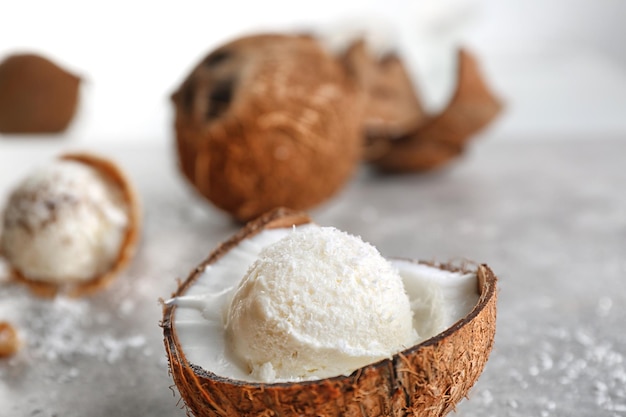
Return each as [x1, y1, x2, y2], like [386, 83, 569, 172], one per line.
[226, 226, 417, 381]
[1, 153, 141, 297]
[163, 208, 498, 416]
[3, 160, 126, 282]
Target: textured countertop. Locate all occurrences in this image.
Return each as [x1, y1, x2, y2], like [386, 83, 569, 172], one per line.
[1, 137, 625, 416]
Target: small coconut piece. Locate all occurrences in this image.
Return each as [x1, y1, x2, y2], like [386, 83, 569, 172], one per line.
[162, 207, 497, 416]
[0, 321, 20, 358]
[365, 48, 503, 172]
[0, 153, 141, 297]
[172, 34, 364, 222]
[0, 53, 81, 134]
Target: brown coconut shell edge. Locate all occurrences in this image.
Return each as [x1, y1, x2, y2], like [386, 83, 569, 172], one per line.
[366, 48, 503, 172]
[9, 152, 142, 298]
[0, 321, 21, 358]
[162, 207, 497, 417]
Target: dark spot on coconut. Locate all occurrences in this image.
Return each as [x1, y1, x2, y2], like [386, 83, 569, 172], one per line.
[206, 78, 235, 120]
[44, 199, 57, 211]
[203, 49, 231, 68]
[180, 80, 196, 115]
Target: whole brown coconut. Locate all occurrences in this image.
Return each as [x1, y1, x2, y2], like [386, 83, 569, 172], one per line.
[172, 34, 364, 222]
[0, 53, 81, 134]
[162, 208, 498, 417]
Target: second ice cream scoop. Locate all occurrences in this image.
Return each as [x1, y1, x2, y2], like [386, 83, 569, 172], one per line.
[0, 153, 141, 296]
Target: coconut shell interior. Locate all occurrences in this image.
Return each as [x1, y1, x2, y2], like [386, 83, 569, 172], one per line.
[8, 153, 141, 298]
[0, 53, 81, 134]
[162, 207, 497, 417]
[172, 34, 364, 222]
[340, 39, 426, 140]
[365, 49, 503, 172]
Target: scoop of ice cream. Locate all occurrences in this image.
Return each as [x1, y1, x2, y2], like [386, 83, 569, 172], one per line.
[225, 226, 416, 381]
[1, 159, 129, 284]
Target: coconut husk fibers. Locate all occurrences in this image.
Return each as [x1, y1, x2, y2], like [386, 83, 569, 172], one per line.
[364, 48, 503, 172]
[6, 153, 142, 298]
[340, 39, 426, 139]
[162, 207, 498, 417]
[0, 53, 81, 134]
[172, 34, 364, 222]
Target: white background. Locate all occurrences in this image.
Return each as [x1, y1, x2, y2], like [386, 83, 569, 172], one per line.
[1, 0, 626, 145]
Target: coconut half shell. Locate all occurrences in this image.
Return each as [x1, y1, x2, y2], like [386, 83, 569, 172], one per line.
[5, 153, 141, 297]
[162, 207, 497, 417]
[172, 34, 364, 222]
[365, 49, 503, 172]
[0, 53, 81, 134]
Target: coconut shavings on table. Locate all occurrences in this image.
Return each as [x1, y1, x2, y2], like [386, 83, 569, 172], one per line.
[0, 274, 149, 378]
[456, 291, 626, 417]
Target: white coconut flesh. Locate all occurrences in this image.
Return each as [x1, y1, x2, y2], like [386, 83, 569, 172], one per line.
[168, 224, 479, 383]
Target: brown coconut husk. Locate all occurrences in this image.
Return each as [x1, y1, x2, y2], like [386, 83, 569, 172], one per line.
[0, 321, 20, 358]
[0, 53, 81, 134]
[162, 207, 497, 417]
[340, 40, 426, 140]
[7, 153, 141, 298]
[172, 34, 364, 222]
[365, 48, 503, 172]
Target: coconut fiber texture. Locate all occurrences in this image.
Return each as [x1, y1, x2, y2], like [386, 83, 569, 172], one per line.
[172, 35, 364, 222]
[162, 208, 498, 417]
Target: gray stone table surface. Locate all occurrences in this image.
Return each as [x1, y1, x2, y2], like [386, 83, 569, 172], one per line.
[0, 137, 625, 416]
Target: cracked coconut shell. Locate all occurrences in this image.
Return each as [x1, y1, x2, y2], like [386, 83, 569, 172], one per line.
[172, 34, 364, 222]
[355, 48, 503, 172]
[340, 39, 426, 140]
[1, 153, 141, 298]
[0, 53, 81, 134]
[162, 207, 498, 417]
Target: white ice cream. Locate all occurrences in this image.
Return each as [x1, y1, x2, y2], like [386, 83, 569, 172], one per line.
[1, 160, 129, 284]
[170, 225, 480, 383]
[225, 226, 417, 381]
